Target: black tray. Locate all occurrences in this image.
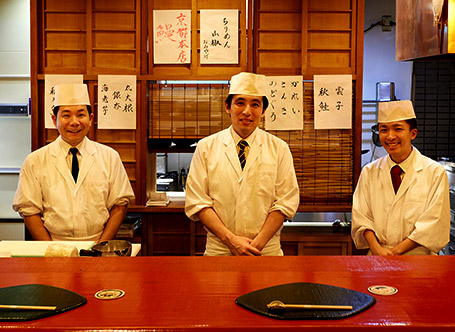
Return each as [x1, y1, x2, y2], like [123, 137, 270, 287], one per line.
[236, 282, 375, 320]
[0, 284, 86, 321]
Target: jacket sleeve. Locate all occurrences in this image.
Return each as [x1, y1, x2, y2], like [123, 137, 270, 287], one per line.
[407, 166, 450, 253]
[184, 141, 213, 221]
[106, 149, 135, 209]
[12, 155, 44, 217]
[267, 141, 299, 220]
[351, 168, 377, 249]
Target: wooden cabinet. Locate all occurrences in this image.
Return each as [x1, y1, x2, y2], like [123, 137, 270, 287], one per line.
[281, 227, 352, 255]
[130, 203, 354, 256]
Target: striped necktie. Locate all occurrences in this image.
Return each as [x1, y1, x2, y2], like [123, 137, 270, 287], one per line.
[70, 148, 79, 183]
[238, 140, 248, 170]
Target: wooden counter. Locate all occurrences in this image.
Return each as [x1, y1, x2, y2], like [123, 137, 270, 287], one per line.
[1, 256, 454, 331]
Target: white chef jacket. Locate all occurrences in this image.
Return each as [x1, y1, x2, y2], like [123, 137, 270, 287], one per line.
[185, 127, 300, 256]
[13, 136, 135, 241]
[351, 148, 450, 255]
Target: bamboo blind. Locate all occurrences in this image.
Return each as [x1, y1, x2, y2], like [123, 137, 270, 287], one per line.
[149, 82, 232, 139]
[148, 81, 353, 208]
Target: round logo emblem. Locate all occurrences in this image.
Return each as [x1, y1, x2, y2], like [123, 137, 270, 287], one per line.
[95, 289, 125, 300]
[368, 285, 398, 296]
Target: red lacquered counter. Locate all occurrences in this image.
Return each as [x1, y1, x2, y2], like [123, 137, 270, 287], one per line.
[0, 256, 454, 331]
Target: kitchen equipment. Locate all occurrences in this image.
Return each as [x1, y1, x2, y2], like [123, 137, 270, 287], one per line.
[0, 284, 86, 321]
[376, 82, 395, 101]
[0, 104, 28, 116]
[79, 240, 132, 257]
[236, 282, 375, 320]
[439, 160, 455, 255]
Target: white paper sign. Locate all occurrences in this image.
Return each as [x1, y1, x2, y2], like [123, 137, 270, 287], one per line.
[314, 75, 352, 129]
[97, 75, 136, 129]
[153, 10, 191, 64]
[265, 76, 304, 131]
[44, 75, 83, 129]
[200, 10, 238, 64]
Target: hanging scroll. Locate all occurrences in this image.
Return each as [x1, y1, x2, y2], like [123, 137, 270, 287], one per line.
[153, 10, 191, 64]
[265, 76, 304, 131]
[97, 75, 136, 129]
[200, 10, 238, 64]
[314, 75, 352, 129]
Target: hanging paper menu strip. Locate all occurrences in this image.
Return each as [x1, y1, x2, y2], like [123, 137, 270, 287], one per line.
[44, 75, 83, 129]
[314, 75, 352, 130]
[97, 75, 137, 130]
[200, 10, 239, 64]
[264, 76, 304, 131]
[153, 10, 191, 64]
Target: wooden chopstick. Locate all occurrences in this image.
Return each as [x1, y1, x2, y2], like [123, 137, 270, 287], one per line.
[280, 304, 353, 310]
[0, 304, 57, 311]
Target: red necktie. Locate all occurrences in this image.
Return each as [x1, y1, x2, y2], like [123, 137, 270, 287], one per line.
[391, 165, 402, 194]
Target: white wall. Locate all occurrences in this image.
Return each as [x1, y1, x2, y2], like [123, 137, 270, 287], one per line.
[0, 0, 30, 100]
[361, 0, 413, 166]
[0, 0, 31, 239]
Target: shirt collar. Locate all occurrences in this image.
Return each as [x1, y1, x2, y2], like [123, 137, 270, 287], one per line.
[58, 136, 86, 154]
[229, 126, 257, 146]
[387, 147, 415, 173]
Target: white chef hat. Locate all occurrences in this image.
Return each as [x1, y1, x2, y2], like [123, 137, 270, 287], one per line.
[378, 100, 416, 123]
[54, 84, 91, 107]
[229, 72, 268, 98]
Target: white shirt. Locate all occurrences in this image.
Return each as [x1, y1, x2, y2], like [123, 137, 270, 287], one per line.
[13, 136, 135, 241]
[185, 127, 300, 255]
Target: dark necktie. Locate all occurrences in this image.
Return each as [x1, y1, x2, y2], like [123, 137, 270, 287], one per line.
[70, 148, 79, 183]
[391, 165, 402, 194]
[238, 140, 248, 170]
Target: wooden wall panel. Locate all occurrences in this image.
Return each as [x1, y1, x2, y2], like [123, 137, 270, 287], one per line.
[40, 0, 142, 74]
[254, 0, 302, 74]
[308, 0, 352, 10]
[308, 13, 351, 30]
[255, 0, 358, 78]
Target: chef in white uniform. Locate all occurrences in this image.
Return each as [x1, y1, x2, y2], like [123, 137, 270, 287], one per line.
[13, 84, 135, 241]
[351, 100, 450, 255]
[185, 72, 299, 256]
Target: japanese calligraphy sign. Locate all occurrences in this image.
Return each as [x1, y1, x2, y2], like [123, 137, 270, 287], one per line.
[200, 10, 238, 64]
[314, 75, 352, 130]
[265, 76, 304, 131]
[97, 75, 136, 129]
[153, 10, 191, 64]
[44, 74, 83, 129]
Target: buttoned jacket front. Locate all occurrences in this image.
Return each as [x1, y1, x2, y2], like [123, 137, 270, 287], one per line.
[13, 136, 135, 240]
[185, 127, 299, 255]
[351, 148, 450, 254]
